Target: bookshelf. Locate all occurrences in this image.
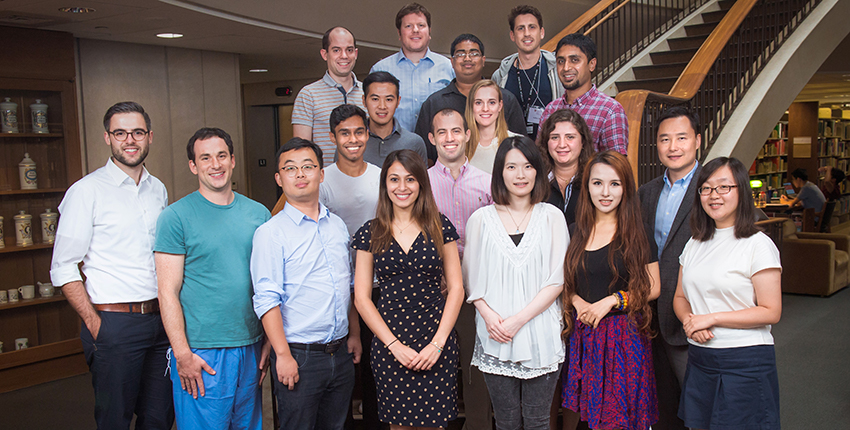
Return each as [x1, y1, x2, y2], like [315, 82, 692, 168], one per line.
[750, 121, 788, 191]
[818, 117, 850, 194]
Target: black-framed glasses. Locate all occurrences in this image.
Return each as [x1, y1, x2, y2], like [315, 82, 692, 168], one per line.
[280, 164, 319, 177]
[452, 51, 482, 59]
[698, 185, 738, 196]
[108, 129, 149, 141]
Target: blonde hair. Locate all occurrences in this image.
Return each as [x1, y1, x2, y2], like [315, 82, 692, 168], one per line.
[465, 79, 510, 160]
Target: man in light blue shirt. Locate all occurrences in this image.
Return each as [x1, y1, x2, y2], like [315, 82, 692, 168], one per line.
[251, 137, 360, 430]
[370, 2, 454, 132]
[638, 106, 701, 430]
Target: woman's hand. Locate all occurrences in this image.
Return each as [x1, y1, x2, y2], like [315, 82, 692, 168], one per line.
[578, 295, 617, 329]
[689, 328, 714, 343]
[410, 342, 442, 371]
[500, 314, 528, 339]
[682, 313, 716, 337]
[480, 306, 512, 343]
[388, 342, 419, 369]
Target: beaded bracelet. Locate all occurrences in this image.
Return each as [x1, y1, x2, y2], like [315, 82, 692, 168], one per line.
[430, 342, 443, 353]
[386, 338, 398, 349]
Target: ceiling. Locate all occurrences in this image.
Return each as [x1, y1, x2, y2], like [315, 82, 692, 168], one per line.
[0, 0, 847, 103]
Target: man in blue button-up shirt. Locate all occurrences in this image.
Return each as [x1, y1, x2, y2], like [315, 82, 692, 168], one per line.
[638, 106, 702, 430]
[251, 137, 361, 430]
[370, 3, 454, 132]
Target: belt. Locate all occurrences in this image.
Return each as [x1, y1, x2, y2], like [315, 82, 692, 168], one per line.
[94, 299, 160, 314]
[289, 336, 347, 354]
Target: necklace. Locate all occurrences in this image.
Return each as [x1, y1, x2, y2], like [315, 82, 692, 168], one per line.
[394, 219, 416, 233]
[506, 205, 533, 234]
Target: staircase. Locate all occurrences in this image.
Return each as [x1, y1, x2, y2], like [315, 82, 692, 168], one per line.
[614, 0, 735, 94]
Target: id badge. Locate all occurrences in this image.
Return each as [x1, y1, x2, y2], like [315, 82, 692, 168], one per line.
[527, 106, 544, 124]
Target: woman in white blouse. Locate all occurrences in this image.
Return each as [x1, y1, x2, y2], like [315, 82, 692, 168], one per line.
[674, 157, 782, 430]
[463, 135, 568, 429]
[464, 79, 519, 174]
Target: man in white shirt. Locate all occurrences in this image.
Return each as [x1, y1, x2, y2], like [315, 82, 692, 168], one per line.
[319, 104, 381, 429]
[50, 101, 172, 430]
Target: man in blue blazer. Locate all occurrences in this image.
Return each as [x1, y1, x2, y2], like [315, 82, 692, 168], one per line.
[638, 106, 702, 430]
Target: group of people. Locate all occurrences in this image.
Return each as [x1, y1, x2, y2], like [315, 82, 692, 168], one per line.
[47, 3, 784, 430]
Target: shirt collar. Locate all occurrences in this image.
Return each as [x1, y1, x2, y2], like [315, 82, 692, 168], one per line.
[368, 118, 400, 138]
[445, 79, 461, 96]
[282, 201, 330, 225]
[397, 48, 438, 64]
[321, 71, 360, 91]
[663, 160, 699, 187]
[433, 158, 469, 178]
[104, 157, 150, 187]
[566, 84, 598, 106]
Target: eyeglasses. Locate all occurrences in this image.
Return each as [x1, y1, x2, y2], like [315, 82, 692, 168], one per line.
[452, 51, 482, 59]
[108, 129, 150, 141]
[698, 185, 737, 196]
[280, 164, 319, 177]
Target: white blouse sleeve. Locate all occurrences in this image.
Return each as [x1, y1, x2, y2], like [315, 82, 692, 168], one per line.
[543, 208, 569, 288]
[462, 208, 486, 303]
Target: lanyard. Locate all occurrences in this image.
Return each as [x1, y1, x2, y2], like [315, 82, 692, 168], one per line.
[516, 55, 544, 113]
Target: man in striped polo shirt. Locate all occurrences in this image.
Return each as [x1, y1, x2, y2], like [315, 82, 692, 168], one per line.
[426, 107, 494, 430]
[293, 26, 366, 166]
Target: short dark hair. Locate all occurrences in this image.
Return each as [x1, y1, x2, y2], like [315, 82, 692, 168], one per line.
[186, 127, 234, 161]
[831, 167, 846, 184]
[431, 108, 468, 133]
[451, 33, 484, 56]
[103, 101, 151, 131]
[509, 5, 543, 30]
[329, 104, 368, 135]
[395, 3, 431, 30]
[322, 26, 356, 51]
[491, 136, 550, 205]
[656, 106, 699, 136]
[276, 137, 324, 170]
[363, 71, 400, 96]
[791, 168, 808, 181]
[556, 33, 597, 61]
[690, 157, 759, 241]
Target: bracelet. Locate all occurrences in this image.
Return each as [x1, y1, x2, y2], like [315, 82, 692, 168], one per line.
[386, 338, 398, 349]
[430, 342, 443, 352]
[613, 291, 624, 311]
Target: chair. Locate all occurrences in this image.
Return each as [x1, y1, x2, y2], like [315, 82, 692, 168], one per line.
[780, 218, 850, 296]
[816, 200, 837, 232]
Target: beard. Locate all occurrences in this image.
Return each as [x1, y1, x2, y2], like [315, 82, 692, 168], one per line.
[111, 143, 150, 168]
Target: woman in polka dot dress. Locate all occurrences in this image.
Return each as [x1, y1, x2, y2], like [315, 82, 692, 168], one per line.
[352, 149, 464, 429]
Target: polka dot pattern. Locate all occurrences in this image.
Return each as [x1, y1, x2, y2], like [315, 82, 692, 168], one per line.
[352, 215, 460, 427]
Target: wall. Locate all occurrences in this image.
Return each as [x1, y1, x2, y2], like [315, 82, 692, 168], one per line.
[76, 39, 244, 202]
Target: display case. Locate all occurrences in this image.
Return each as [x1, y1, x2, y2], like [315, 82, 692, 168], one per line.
[0, 74, 86, 392]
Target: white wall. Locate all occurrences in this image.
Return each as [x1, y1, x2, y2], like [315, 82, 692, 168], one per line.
[76, 38, 244, 201]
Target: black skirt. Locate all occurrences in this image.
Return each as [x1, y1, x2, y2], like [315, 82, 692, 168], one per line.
[679, 344, 780, 430]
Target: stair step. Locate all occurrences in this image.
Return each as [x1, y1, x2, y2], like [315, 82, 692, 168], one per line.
[667, 35, 708, 50]
[718, 0, 736, 10]
[701, 10, 729, 23]
[650, 48, 698, 64]
[615, 78, 679, 93]
[685, 22, 718, 37]
[633, 62, 688, 80]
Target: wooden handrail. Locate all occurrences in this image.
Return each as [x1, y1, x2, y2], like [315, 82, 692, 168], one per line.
[668, 0, 760, 98]
[541, 0, 624, 52]
[584, 0, 632, 35]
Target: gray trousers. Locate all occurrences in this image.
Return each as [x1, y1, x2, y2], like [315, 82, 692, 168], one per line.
[482, 370, 560, 430]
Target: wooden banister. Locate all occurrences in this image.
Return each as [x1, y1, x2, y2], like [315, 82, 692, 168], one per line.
[541, 0, 624, 52]
[668, 0, 759, 98]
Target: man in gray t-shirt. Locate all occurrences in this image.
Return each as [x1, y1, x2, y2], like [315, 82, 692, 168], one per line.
[783, 168, 825, 211]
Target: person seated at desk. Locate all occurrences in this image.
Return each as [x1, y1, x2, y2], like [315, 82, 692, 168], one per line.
[780, 168, 825, 211]
[818, 166, 845, 201]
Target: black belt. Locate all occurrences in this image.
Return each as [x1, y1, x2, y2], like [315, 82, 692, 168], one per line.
[288, 336, 347, 354]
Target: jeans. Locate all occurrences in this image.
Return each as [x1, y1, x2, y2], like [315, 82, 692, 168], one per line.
[271, 345, 355, 430]
[80, 311, 174, 430]
[482, 370, 559, 430]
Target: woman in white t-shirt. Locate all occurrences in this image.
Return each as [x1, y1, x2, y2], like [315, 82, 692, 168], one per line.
[674, 157, 782, 430]
[465, 79, 519, 174]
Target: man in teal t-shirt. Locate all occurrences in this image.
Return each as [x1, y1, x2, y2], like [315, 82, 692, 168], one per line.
[155, 127, 271, 429]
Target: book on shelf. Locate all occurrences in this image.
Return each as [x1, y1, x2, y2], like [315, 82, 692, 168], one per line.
[769, 122, 788, 140]
[818, 138, 845, 157]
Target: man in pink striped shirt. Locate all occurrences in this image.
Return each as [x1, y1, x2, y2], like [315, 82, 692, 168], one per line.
[426, 107, 494, 429]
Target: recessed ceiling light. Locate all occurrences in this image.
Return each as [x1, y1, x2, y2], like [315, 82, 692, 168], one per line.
[249, 69, 268, 73]
[59, 7, 96, 13]
[156, 33, 183, 39]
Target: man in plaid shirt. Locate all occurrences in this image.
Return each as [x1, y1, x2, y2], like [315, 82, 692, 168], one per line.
[540, 33, 629, 155]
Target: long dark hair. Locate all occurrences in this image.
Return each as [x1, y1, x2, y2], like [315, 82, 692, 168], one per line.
[563, 151, 653, 336]
[536, 108, 595, 181]
[690, 157, 759, 241]
[371, 150, 445, 258]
